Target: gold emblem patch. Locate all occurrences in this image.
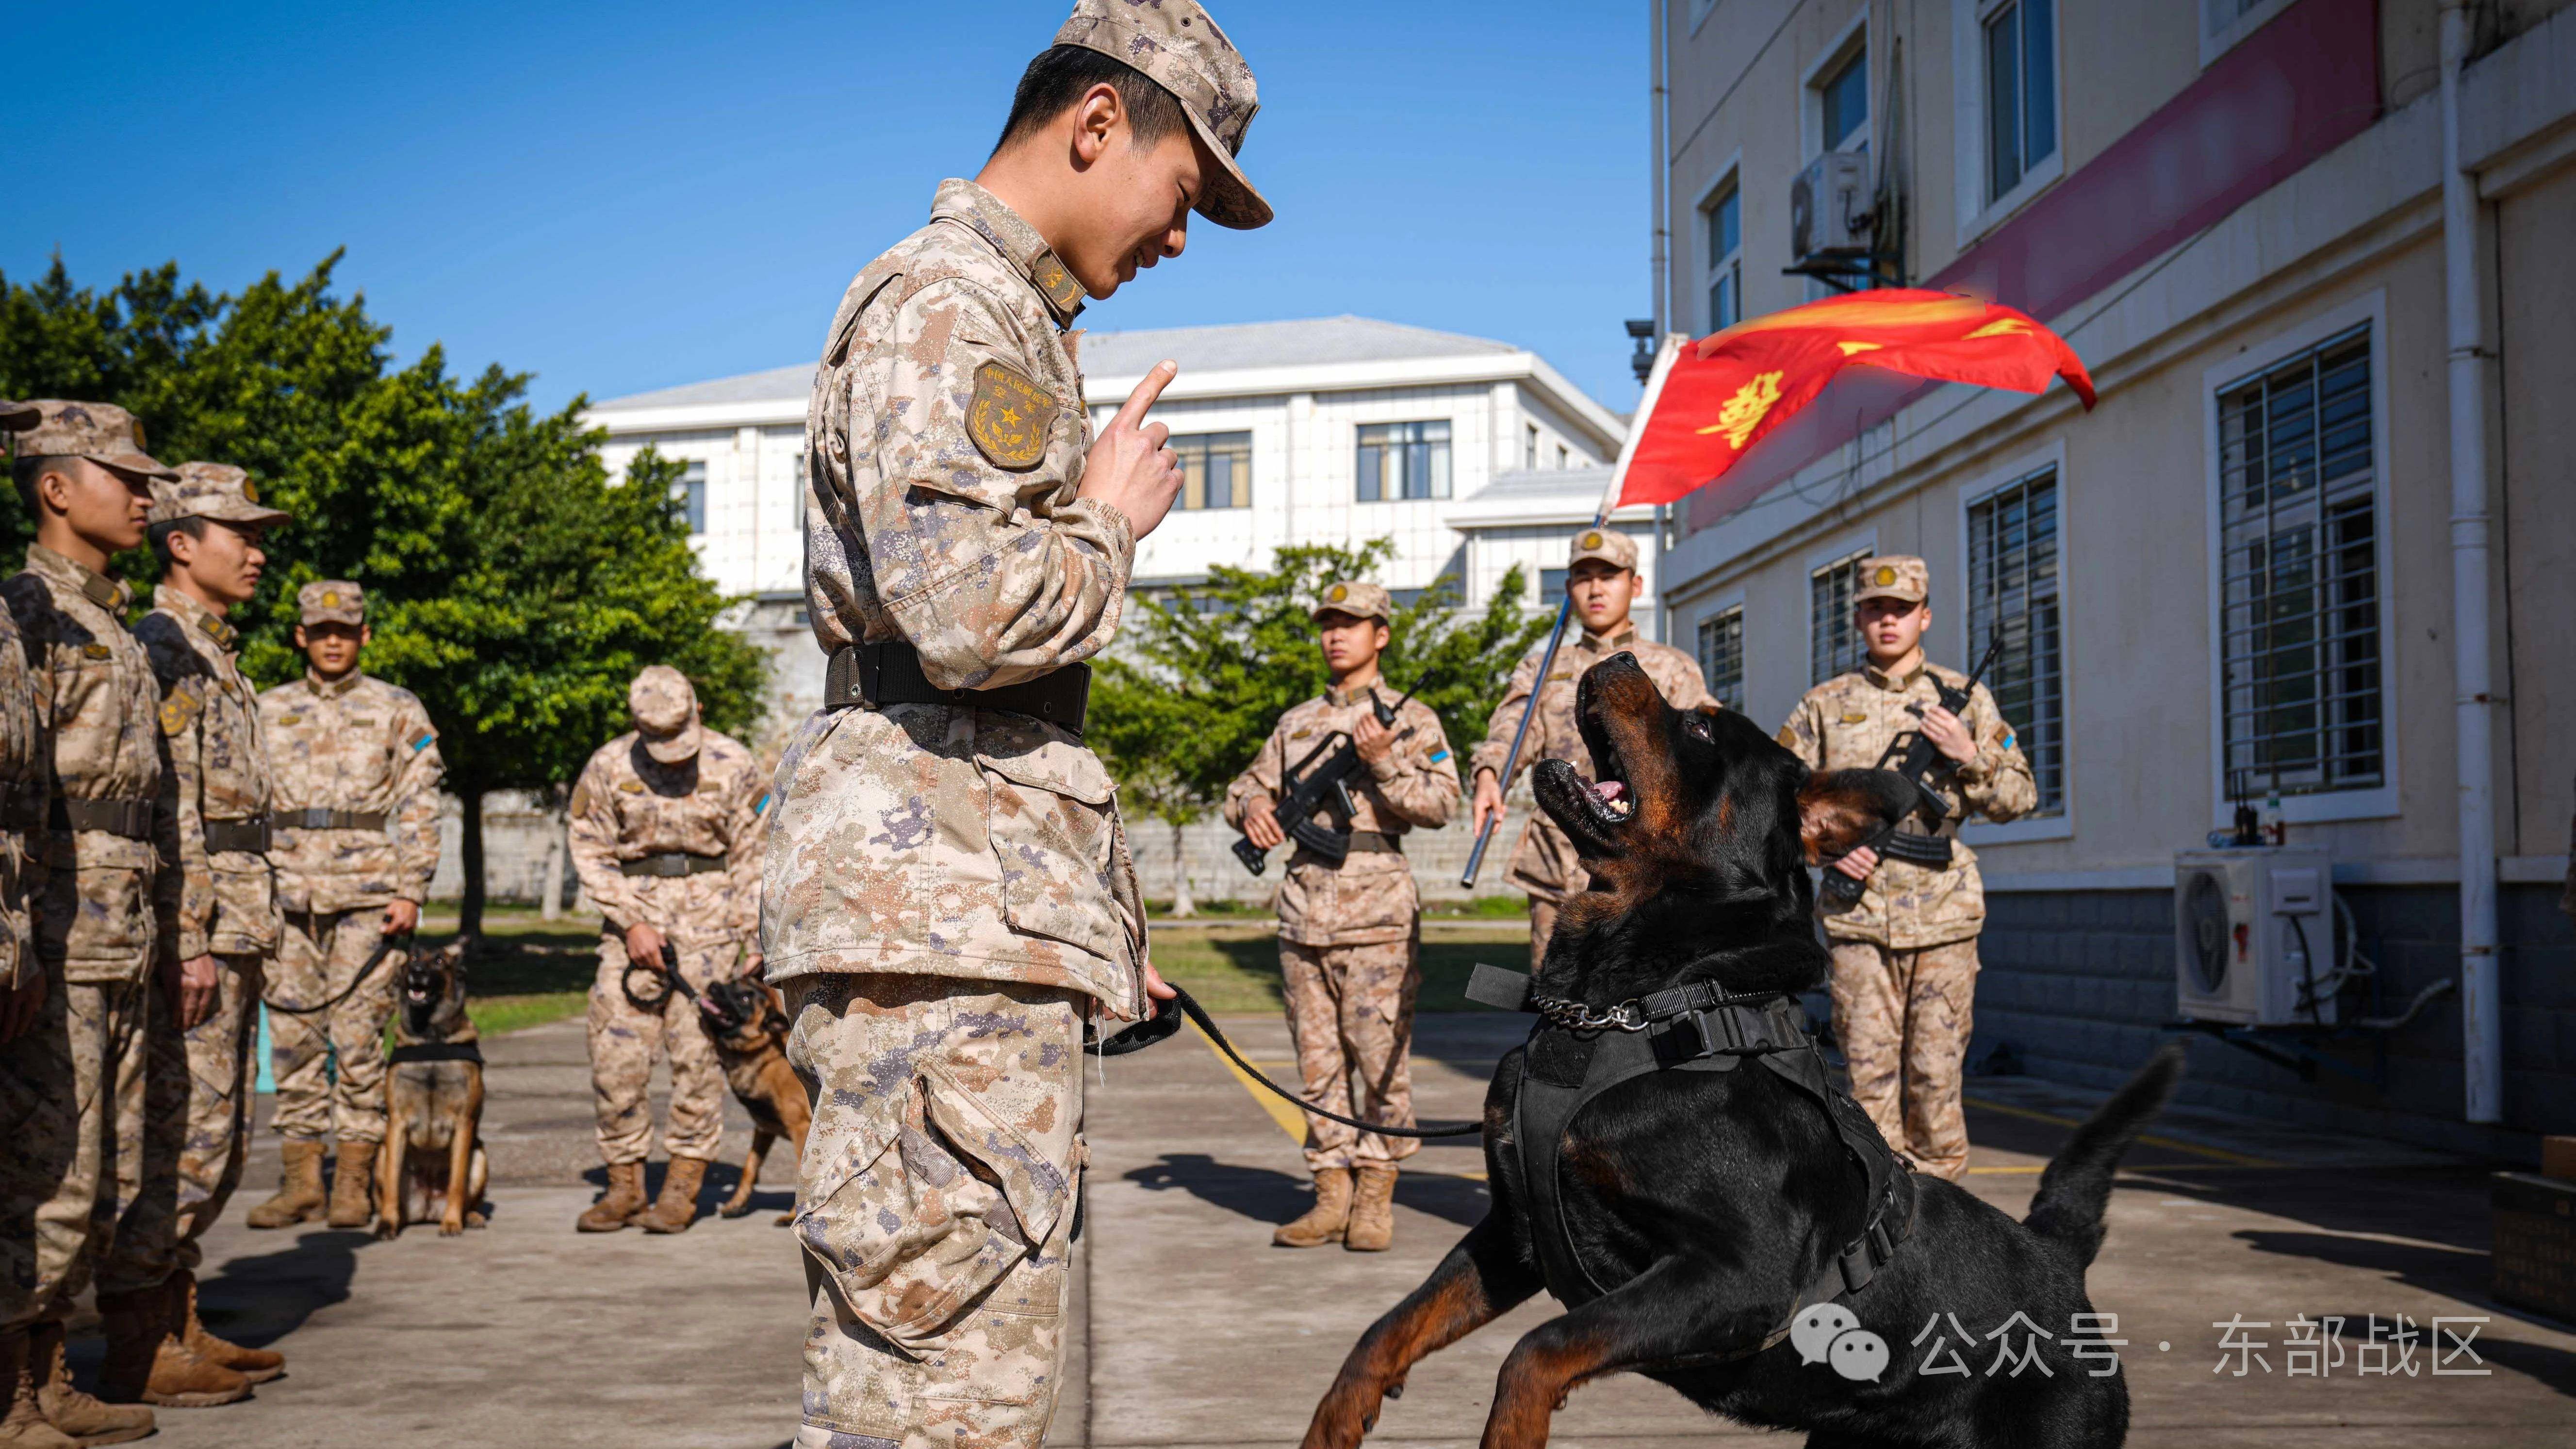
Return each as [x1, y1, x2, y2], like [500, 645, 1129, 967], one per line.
[1842, 711, 1870, 724]
[321, 590, 341, 607]
[243, 478, 260, 503]
[1775, 725, 1797, 748]
[1329, 584, 1349, 603]
[82, 643, 112, 660]
[966, 362, 1056, 471]
[280, 714, 302, 726]
[620, 780, 646, 794]
[1873, 566, 1897, 586]
[569, 784, 590, 816]
[1582, 531, 1603, 549]
[1031, 253, 1085, 316]
[158, 691, 202, 737]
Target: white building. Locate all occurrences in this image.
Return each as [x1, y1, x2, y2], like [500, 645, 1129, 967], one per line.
[584, 316, 1649, 727]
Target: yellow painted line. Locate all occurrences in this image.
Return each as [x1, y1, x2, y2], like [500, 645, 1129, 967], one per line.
[1964, 1095, 2279, 1167]
[1967, 1165, 2047, 1175]
[1191, 1020, 1307, 1144]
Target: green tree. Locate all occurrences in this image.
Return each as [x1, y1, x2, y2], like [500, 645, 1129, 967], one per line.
[1, 255, 766, 936]
[1090, 539, 1548, 906]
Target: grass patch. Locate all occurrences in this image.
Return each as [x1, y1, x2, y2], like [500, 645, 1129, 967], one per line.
[412, 908, 601, 1037]
[1150, 923, 1530, 1015]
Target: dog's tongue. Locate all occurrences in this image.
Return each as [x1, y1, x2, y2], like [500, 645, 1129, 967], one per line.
[1594, 780, 1627, 804]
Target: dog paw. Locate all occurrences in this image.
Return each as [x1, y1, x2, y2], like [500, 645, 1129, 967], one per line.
[720, 1202, 755, 1219]
[440, 1218, 465, 1237]
[772, 1212, 792, 1227]
[374, 1223, 399, 1242]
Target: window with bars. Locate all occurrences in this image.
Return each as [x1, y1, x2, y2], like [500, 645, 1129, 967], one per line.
[1171, 431, 1251, 510]
[2215, 324, 2382, 801]
[676, 459, 708, 535]
[1706, 182, 1742, 332]
[1967, 468, 2064, 816]
[1697, 606, 1745, 711]
[1356, 420, 1451, 501]
[1809, 550, 1872, 683]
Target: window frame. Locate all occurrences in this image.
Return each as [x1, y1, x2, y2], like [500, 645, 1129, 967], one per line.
[677, 457, 709, 537]
[2201, 0, 2297, 67]
[1354, 418, 1454, 503]
[1951, 0, 2063, 247]
[1958, 443, 2075, 847]
[1805, 536, 1877, 686]
[1804, 14, 1871, 161]
[2199, 291, 2398, 828]
[1699, 162, 1745, 335]
[1695, 599, 1747, 713]
[1167, 428, 1253, 511]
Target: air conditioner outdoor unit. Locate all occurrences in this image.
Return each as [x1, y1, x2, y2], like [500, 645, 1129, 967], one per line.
[1791, 151, 1871, 265]
[2173, 848, 2338, 1027]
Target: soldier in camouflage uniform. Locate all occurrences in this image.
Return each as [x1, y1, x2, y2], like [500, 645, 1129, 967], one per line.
[3, 402, 243, 1433]
[569, 666, 771, 1236]
[1223, 581, 1458, 1252]
[247, 581, 444, 1232]
[1468, 527, 1712, 967]
[769, 2, 1264, 1441]
[1777, 556, 2035, 1182]
[134, 463, 293, 1393]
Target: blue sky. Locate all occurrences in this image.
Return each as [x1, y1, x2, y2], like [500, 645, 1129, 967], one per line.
[14, 2, 1654, 416]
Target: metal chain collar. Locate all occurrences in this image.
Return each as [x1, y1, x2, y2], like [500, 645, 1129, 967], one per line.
[1530, 995, 1649, 1032]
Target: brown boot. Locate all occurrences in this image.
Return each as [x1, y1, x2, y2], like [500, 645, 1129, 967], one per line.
[25, 1319, 151, 1447]
[576, 1161, 648, 1233]
[96, 1283, 249, 1409]
[246, 1139, 327, 1229]
[637, 1157, 708, 1235]
[172, 1269, 281, 1385]
[325, 1141, 378, 1229]
[1, 1330, 80, 1449]
[1344, 1165, 1397, 1252]
[1272, 1169, 1355, 1248]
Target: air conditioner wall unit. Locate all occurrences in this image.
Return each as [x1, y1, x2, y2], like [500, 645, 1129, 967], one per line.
[2173, 848, 2338, 1027]
[1791, 151, 1871, 265]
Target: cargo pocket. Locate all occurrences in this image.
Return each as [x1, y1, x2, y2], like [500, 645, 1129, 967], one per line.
[976, 723, 1121, 965]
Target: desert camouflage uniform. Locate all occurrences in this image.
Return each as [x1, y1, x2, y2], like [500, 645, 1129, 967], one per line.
[2, 541, 183, 1325]
[1780, 642, 2035, 1182]
[258, 637, 443, 1147]
[0, 406, 43, 1334]
[1224, 676, 1458, 1167]
[139, 568, 283, 1271]
[569, 711, 769, 1169]
[1470, 621, 1710, 967]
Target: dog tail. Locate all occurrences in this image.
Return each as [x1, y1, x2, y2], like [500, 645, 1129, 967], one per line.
[2021, 1043, 2185, 1268]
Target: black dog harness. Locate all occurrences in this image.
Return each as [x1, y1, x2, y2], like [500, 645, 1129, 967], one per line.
[1467, 964, 1917, 1353]
[388, 1040, 484, 1066]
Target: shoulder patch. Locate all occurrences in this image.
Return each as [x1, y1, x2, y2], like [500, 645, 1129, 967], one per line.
[569, 783, 590, 816]
[1775, 725, 1798, 749]
[159, 687, 204, 737]
[410, 731, 435, 753]
[1427, 748, 1451, 764]
[965, 361, 1057, 470]
[753, 791, 772, 817]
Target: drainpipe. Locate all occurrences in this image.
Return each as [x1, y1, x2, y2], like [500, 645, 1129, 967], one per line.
[1649, 0, 1671, 642]
[2438, 0, 2502, 1125]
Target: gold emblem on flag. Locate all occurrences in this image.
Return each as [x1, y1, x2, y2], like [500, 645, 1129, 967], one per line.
[1698, 371, 1786, 450]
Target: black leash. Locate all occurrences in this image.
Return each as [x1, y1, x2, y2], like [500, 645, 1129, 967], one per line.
[265, 931, 410, 1016]
[1091, 985, 1482, 1139]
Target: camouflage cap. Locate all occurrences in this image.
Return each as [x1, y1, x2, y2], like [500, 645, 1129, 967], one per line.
[1570, 527, 1640, 571]
[1855, 555, 1929, 606]
[13, 399, 176, 479]
[298, 579, 366, 626]
[151, 461, 292, 528]
[1312, 579, 1392, 626]
[0, 400, 37, 433]
[629, 664, 704, 764]
[1054, 0, 1271, 231]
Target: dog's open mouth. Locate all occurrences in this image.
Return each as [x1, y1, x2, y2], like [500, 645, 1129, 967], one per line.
[1536, 721, 1636, 856]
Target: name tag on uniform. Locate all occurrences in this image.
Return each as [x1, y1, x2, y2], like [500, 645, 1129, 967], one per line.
[1842, 711, 1869, 724]
[82, 643, 111, 660]
[1290, 728, 1312, 740]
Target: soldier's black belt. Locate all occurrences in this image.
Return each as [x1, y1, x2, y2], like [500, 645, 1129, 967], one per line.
[276, 808, 388, 832]
[825, 641, 1090, 737]
[50, 798, 152, 839]
[203, 816, 273, 855]
[1345, 831, 1404, 855]
[620, 851, 728, 879]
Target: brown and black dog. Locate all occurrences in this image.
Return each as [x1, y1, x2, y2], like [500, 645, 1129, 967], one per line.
[1303, 654, 2181, 1449]
[699, 977, 810, 1224]
[377, 941, 490, 1238]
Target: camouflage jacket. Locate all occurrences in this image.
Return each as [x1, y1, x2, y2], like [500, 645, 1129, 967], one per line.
[0, 591, 32, 989]
[768, 178, 1146, 1016]
[1468, 626, 1712, 904]
[1778, 659, 2036, 949]
[1222, 683, 1460, 947]
[3, 546, 177, 981]
[568, 728, 770, 949]
[258, 671, 444, 914]
[137, 586, 278, 959]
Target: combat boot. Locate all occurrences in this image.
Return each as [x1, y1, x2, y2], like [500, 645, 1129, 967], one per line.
[172, 1269, 282, 1385]
[1344, 1165, 1398, 1252]
[325, 1141, 378, 1229]
[637, 1156, 708, 1235]
[576, 1161, 647, 1233]
[246, 1138, 327, 1228]
[1272, 1168, 1355, 1248]
[1, 1329, 80, 1449]
[26, 1320, 151, 1447]
[95, 1284, 250, 1408]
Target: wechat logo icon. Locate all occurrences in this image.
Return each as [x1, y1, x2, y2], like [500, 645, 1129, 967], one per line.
[1790, 1303, 1890, 1383]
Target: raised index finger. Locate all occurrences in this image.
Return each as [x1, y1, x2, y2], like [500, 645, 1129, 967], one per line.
[1111, 360, 1179, 431]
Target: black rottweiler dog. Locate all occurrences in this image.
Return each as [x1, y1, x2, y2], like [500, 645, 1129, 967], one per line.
[1303, 654, 2181, 1449]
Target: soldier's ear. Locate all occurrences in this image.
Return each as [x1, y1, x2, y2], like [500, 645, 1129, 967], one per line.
[1796, 769, 1913, 863]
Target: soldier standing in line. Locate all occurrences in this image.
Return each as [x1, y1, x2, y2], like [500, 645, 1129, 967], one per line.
[568, 666, 770, 1236]
[768, 2, 1260, 1440]
[245, 582, 443, 1231]
[3, 402, 240, 1432]
[1224, 581, 1459, 1252]
[1777, 556, 2035, 1183]
[1469, 527, 1712, 967]
[132, 464, 292, 1392]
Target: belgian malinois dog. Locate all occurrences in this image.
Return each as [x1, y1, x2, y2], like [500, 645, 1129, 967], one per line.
[376, 941, 490, 1238]
[701, 977, 809, 1224]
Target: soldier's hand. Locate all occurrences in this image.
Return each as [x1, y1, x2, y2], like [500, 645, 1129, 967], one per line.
[1831, 844, 1882, 882]
[1353, 715, 1395, 766]
[1920, 705, 1978, 764]
[384, 899, 421, 935]
[740, 951, 764, 979]
[1243, 798, 1285, 851]
[625, 922, 669, 972]
[1471, 770, 1506, 837]
[176, 954, 221, 1030]
[1076, 361, 1185, 540]
[1142, 959, 1175, 1002]
[0, 973, 44, 1044]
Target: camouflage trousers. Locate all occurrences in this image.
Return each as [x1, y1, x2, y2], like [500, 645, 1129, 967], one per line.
[267, 908, 403, 1145]
[587, 933, 730, 1165]
[1280, 937, 1419, 1169]
[784, 974, 1083, 1449]
[175, 954, 263, 1272]
[1829, 939, 1980, 1182]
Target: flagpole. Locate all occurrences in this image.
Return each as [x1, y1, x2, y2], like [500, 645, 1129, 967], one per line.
[1462, 333, 1689, 889]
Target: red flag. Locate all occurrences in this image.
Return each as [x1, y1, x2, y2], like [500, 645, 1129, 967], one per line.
[1618, 290, 2095, 509]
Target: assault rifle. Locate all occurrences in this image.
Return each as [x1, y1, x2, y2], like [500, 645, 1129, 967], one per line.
[1232, 672, 1430, 876]
[1823, 635, 2006, 902]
